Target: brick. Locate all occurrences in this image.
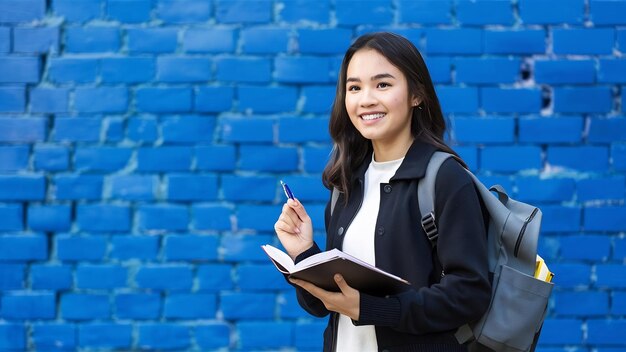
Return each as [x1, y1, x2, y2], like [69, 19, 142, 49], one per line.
[535, 60, 595, 85]
[30, 264, 72, 290]
[614, 143, 626, 171]
[216, 0, 271, 23]
[13, 26, 59, 53]
[239, 322, 293, 350]
[0, 264, 24, 289]
[196, 145, 236, 171]
[303, 145, 332, 173]
[275, 56, 331, 83]
[0, 86, 25, 112]
[109, 175, 155, 201]
[110, 235, 159, 260]
[48, 58, 98, 83]
[53, 0, 102, 22]
[242, 27, 290, 54]
[221, 292, 275, 319]
[0, 145, 28, 172]
[136, 87, 192, 112]
[33, 145, 68, 171]
[452, 116, 515, 144]
[586, 206, 626, 232]
[0, 204, 22, 231]
[279, 116, 330, 143]
[298, 29, 351, 54]
[549, 263, 591, 287]
[455, 146, 478, 171]
[239, 86, 298, 113]
[436, 86, 479, 113]
[482, 88, 542, 113]
[216, 57, 271, 83]
[538, 319, 583, 344]
[484, 29, 545, 54]
[238, 264, 290, 291]
[0, 0, 46, 23]
[197, 264, 233, 291]
[101, 57, 154, 83]
[32, 324, 75, 351]
[78, 324, 131, 349]
[426, 29, 482, 54]
[156, 0, 211, 23]
[182, 28, 235, 53]
[77, 204, 130, 232]
[61, 293, 109, 320]
[137, 146, 192, 172]
[553, 29, 614, 55]
[106, 0, 151, 23]
[0, 324, 25, 350]
[1, 292, 55, 319]
[587, 320, 626, 345]
[156, 56, 211, 82]
[548, 146, 609, 172]
[554, 87, 612, 113]
[481, 146, 542, 172]
[0, 117, 46, 142]
[76, 264, 127, 289]
[162, 115, 215, 144]
[612, 291, 626, 315]
[519, 0, 584, 24]
[222, 175, 276, 202]
[554, 291, 609, 316]
[115, 293, 160, 319]
[515, 177, 576, 203]
[65, 27, 119, 53]
[0, 175, 46, 200]
[138, 324, 190, 350]
[164, 293, 216, 318]
[221, 234, 273, 261]
[192, 205, 232, 231]
[56, 235, 106, 261]
[279, 0, 329, 23]
[138, 204, 189, 232]
[295, 321, 326, 350]
[590, 116, 626, 143]
[220, 117, 274, 143]
[239, 146, 299, 172]
[455, 58, 520, 84]
[519, 116, 583, 144]
[135, 265, 193, 290]
[578, 177, 625, 202]
[127, 28, 177, 53]
[104, 117, 122, 143]
[53, 175, 103, 200]
[591, 0, 626, 25]
[560, 235, 611, 261]
[196, 324, 231, 350]
[424, 57, 451, 84]
[54, 117, 102, 142]
[164, 234, 218, 261]
[279, 290, 309, 319]
[398, 0, 451, 24]
[598, 59, 626, 83]
[28, 205, 71, 232]
[30, 87, 69, 113]
[335, 0, 392, 25]
[0, 27, 9, 52]
[456, 0, 513, 25]
[195, 86, 234, 112]
[74, 87, 128, 113]
[237, 205, 283, 232]
[126, 117, 158, 142]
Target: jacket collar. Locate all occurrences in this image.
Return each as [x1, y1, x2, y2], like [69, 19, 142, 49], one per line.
[353, 138, 438, 182]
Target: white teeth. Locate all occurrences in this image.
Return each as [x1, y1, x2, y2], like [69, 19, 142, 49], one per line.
[361, 113, 386, 121]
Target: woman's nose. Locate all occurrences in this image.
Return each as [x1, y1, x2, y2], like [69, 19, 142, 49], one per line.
[359, 88, 377, 107]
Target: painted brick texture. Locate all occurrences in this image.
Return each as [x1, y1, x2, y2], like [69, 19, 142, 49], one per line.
[0, 0, 625, 350]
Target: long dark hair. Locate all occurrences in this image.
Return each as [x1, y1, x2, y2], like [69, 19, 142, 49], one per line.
[322, 32, 466, 201]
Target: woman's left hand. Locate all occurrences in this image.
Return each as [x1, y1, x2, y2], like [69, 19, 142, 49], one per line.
[289, 274, 360, 321]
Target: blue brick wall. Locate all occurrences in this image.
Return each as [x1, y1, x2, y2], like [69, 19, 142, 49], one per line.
[0, 0, 625, 351]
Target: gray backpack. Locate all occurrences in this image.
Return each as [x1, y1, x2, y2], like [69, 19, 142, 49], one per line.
[329, 151, 554, 352]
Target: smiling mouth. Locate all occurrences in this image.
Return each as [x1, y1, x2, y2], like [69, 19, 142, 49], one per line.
[360, 113, 386, 121]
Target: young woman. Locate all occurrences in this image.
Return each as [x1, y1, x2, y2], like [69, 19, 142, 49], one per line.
[274, 32, 491, 351]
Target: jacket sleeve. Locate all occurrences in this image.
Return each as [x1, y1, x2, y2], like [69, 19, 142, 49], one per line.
[355, 160, 492, 333]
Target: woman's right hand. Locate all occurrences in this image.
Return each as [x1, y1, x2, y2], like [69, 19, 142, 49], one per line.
[274, 198, 314, 260]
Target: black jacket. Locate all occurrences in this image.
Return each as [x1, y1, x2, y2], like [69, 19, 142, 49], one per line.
[294, 139, 492, 352]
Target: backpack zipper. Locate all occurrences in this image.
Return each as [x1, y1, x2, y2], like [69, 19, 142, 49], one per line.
[514, 207, 538, 257]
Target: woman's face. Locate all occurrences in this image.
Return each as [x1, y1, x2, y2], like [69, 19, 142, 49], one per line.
[344, 49, 418, 150]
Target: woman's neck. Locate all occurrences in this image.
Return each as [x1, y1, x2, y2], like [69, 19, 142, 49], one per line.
[371, 135, 414, 162]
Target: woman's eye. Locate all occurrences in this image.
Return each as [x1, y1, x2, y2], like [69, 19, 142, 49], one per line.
[348, 85, 360, 91]
[378, 82, 391, 88]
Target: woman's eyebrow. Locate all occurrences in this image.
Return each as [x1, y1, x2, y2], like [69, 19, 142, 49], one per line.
[346, 73, 396, 83]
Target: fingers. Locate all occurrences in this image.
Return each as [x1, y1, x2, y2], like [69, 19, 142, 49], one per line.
[287, 198, 311, 223]
[274, 203, 301, 234]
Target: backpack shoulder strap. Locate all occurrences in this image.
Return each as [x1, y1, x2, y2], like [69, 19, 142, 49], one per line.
[330, 187, 340, 216]
[418, 151, 454, 247]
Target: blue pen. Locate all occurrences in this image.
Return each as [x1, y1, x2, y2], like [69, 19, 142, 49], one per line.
[280, 180, 295, 200]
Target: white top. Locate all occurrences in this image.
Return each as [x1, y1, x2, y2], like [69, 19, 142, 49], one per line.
[336, 154, 404, 352]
